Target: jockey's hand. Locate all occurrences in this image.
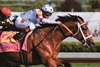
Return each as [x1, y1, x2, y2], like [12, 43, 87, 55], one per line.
[56, 21, 62, 25]
[8, 22, 14, 25]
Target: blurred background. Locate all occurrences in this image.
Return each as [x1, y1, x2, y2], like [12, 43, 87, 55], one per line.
[0, 0, 100, 37]
[0, 0, 100, 12]
[0, 0, 100, 38]
[0, 0, 100, 67]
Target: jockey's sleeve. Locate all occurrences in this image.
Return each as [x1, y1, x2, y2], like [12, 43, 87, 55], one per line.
[36, 10, 56, 24]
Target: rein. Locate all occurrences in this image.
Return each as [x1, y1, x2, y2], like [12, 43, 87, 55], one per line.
[61, 23, 73, 35]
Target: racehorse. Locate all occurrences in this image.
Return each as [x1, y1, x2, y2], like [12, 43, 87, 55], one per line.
[0, 15, 95, 67]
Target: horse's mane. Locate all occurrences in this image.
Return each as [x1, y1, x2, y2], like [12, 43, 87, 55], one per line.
[56, 14, 84, 23]
[39, 14, 84, 28]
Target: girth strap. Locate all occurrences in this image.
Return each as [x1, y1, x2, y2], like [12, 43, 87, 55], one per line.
[20, 40, 29, 67]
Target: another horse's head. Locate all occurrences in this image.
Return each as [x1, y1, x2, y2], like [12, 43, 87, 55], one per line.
[56, 14, 95, 48]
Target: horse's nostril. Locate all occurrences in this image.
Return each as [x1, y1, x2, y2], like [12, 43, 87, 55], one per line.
[90, 44, 94, 48]
[82, 42, 95, 48]
[92, 43, 95, 46]
[82, 40, 85, 44]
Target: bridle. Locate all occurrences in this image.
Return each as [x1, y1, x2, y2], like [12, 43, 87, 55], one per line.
[72, 22, 92, 42]
[60, 21, 92, 44]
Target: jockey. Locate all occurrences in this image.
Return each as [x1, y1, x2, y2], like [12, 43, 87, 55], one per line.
[0, 7, 12, 30]
[14, 4, 61, 40]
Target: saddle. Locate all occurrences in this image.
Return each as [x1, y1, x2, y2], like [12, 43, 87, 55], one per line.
[0, 30, 32, 52]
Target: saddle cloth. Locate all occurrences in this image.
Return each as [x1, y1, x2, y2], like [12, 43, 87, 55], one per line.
[0, 31, 32, 52]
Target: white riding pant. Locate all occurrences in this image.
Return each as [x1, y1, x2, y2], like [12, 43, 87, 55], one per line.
[15, 16, 35, 30]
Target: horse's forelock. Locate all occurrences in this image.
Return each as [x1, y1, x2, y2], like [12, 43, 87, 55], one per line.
[77, 16, 84, 22]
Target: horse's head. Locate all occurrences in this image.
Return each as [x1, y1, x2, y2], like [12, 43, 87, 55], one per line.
[56, 14, 95, 48]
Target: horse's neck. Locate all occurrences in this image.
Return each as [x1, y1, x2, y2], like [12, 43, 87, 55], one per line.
[47, 26, 67, 43]
[52, 29, 65, 43]
[31, 22, 76, 45]
[31, 26, 65, 45]
[54, 22, 77, 42]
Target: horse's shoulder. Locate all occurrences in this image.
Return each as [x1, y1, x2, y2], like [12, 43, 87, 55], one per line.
[31, 25, 55, 38]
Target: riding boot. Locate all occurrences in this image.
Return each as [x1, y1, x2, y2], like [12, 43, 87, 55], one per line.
[13, 29, 27, 40]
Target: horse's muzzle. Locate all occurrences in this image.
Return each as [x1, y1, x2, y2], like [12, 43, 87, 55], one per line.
[82, 40, 95, 48]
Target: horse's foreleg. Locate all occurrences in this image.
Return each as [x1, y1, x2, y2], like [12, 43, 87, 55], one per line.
[45, 56, 57, 67]
[55, 59, 63, 67]
[55, 58, 72, 67]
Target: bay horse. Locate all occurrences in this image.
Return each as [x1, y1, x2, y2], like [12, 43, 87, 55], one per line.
[0, 15, 95, 67]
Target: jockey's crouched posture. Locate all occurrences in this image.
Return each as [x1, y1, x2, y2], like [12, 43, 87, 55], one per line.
[0, 7, 13, 30]
[14, 4, 61, 40]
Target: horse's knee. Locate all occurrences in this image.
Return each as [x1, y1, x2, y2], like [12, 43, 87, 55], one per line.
[46, 56, 54, 63]
[45, 56, 57, 67]
[56, 59, 62, 66]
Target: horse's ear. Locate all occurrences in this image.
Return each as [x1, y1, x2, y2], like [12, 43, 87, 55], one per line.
[77, 16, 84, 22]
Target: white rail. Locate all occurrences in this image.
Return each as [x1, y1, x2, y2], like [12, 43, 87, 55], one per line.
[62, 37, 100, 42]
[58, 52, 100, 62]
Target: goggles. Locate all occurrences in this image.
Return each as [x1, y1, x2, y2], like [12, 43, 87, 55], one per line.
[44, 12, 52, 16]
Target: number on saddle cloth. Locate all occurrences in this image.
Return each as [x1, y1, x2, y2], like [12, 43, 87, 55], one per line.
[0, 31, 31, 52]
[0, 31, 20, 52]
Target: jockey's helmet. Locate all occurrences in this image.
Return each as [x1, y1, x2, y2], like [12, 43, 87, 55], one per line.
[41, 4, 53, 16]
[1, 7, 11, 16]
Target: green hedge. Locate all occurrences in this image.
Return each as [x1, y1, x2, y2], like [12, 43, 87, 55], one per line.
[60, 42, 100, 52]
[0, 1, 48, 12]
